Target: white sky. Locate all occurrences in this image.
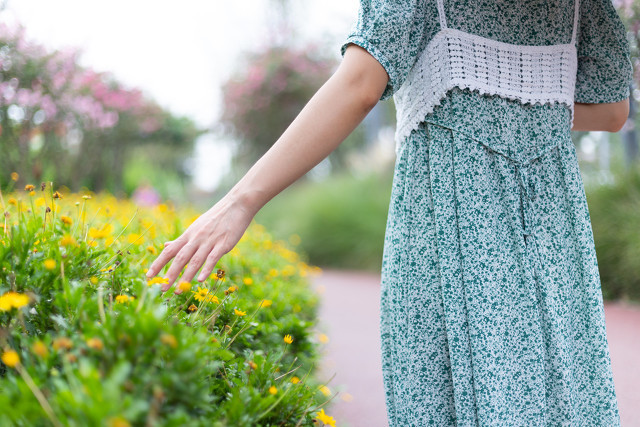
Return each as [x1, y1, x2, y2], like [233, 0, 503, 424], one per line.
[0, 0, 360, 191]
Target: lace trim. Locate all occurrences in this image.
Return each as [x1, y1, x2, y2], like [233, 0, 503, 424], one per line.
[393, 0, 579, 153]
[393, 28, 577, 150]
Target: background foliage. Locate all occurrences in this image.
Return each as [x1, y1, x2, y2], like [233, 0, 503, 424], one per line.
[586, 165, 640, 301]
[0, 23, 203, 199]
[218, 42, 372, 175]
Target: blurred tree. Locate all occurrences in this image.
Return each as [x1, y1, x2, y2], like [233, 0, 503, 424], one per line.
[0, 22, 203, 196]
[219, 42, 370, 173]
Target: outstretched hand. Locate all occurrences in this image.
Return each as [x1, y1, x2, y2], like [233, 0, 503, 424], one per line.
[145, 195, 254, 292]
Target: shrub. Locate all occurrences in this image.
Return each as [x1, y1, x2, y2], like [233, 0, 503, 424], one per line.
[255, 168, 394, 272]
[586, 165, 640, 301]
[0, 181, 338, 426]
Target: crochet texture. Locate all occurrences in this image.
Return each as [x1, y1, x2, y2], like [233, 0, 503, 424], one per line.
[393, 0, 580, 152]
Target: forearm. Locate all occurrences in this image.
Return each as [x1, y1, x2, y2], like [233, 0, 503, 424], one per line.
[226, 50, 387, 215]
[572, 99, 629, 132]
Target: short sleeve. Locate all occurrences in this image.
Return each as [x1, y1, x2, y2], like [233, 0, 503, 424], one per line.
[574, 0, 633, 103]
[340, 0, 435, 101]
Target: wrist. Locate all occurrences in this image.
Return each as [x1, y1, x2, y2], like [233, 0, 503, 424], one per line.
[225, 185, 265, 218]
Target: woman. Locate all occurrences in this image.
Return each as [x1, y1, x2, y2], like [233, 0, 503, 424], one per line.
[146, 0, 632, 424]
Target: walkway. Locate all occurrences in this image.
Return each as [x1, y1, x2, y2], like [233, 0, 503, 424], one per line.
[313, 269, 640, 427]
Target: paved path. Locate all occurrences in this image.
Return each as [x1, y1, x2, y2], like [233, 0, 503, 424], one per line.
[312, 269, 640, 427]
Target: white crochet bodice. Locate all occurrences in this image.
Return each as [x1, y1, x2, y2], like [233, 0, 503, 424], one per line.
[393, 0, 580, 152]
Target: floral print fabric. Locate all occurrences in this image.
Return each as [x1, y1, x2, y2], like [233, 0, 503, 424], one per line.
[340, 0, 633, 425]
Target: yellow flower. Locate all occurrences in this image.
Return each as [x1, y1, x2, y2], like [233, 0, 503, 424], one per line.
[268, 386, 277, 395]
[88, 224, 113, 239]
[188, 304, 197, 312]
[44, 259, 56, 270]
[290, 376, 300, 384]
[314, 408, 336, 426]
[86, 338, 104, 351]
[243, 277, 253, 285]
[248, 360, 258, 370]
[146, 245, 157, 255]
[90, 277, 99, 284]
[29, 191, 35, 196]
[234, 308, 246, 316]
[259, 299, 272, 308]
[318, 333, 329, 344]
[60, 215, 73, 225]
[283, 334, 293, 344]
[24, 184, 35, 192]
[1, 350, 20, 368]
[107, 416, 130, 427]
[52, 191, 63, 199]
[177, 281, 191, 293]
[59, 234, 77, 247]
[147, 277, 169, 287]
[52, 337, 73, 352]
[192, 286, 209, 302]
[203, 294, 219, 304]
[127, 233, 142, 245]
[160, 334, 178, 349]
[281, 264, 296, 276]
[115, 295, 130, 304]
[32, 340, 48, 358]
[8, 198, 17, 206]
[268, 268, 278, 277]
[0, 292, 30, 311]
[319, 385, 331, 396]
[226, 285, 237, 293]
[10, 172, 18, 181]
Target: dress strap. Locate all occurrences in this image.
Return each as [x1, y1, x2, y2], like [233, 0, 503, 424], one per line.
[571, 0, 579, 46]
[435, 0, 580, 45]
[436, 0, 448, 29]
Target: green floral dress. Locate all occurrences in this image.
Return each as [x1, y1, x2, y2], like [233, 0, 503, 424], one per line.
[340, 0, 633, 425]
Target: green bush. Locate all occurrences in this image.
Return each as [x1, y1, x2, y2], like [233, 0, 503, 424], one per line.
[0, 184, 338, 426]
[586, 165, 640, 301]
[255, 167, 394, 272]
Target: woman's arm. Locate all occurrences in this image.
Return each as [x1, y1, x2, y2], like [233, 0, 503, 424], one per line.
[571, 98, 630, 132]
[145, 44, 389, 290]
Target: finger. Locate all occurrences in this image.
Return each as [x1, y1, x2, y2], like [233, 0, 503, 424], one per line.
[196, 244, 225, 283]
[146, 240, 182, 278]
[176, 244, 214, 288]
[162, 243, 199, 291]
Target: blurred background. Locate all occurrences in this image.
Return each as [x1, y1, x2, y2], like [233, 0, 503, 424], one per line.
[0, 0, 639, 301]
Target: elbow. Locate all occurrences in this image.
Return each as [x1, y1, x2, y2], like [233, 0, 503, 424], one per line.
[608, 98, 630, 133]
[337, 44, 388, 114]
[361, 90, 380, 113]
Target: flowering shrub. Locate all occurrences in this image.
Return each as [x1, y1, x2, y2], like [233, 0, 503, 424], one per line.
[0, 177, 338, 426]
[220, 44, 336, 167]
[0, 23, 201, 195]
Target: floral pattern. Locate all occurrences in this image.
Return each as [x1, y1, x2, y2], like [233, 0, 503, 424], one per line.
[341, 0, 633, 425]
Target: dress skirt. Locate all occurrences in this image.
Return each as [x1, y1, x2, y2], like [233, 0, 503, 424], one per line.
[379, 119, 621, 426]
